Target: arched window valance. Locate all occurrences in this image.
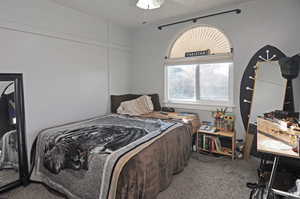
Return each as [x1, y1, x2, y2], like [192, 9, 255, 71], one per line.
[169, 26, 232, 59]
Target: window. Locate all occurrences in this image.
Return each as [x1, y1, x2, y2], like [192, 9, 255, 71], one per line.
[165, 26, 234, 110]
[167, 64, 196, 101]
[166, 62, 233, 105]
[199, 63, 230, 101]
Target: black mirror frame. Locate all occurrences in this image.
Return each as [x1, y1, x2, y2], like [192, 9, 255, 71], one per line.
[239, 45, 287, 130]
[0, 73, 29, 193]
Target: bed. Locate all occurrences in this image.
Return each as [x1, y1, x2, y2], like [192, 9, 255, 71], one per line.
[30, 94, 192, 199]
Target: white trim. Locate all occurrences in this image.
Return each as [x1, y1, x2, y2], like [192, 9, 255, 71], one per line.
[164, 53, 232, 65]
[164, 101, 235, 112]
[228, 62, 235, 109]
[0, 18, 132, 52]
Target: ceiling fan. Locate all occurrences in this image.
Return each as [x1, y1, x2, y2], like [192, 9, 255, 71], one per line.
[131, 0, 196, 10]
[129, 0, 195, 24]
[134, 0, 165, 10]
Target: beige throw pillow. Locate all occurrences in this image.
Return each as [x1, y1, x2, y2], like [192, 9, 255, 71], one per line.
[117, 95, 154, 116]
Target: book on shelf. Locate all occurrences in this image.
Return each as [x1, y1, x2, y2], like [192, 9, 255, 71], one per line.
[198, 134, 224, 153]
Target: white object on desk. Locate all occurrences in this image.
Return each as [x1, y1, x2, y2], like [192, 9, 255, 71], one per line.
[199, 125, 216, 133]
[261, 139, 292, 151]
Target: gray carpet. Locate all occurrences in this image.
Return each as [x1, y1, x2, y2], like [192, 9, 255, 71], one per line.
[0, 170, 19, 188]
[0, 153, 259, 199]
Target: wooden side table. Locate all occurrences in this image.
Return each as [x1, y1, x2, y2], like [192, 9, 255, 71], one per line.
[196, 130, 236, 160]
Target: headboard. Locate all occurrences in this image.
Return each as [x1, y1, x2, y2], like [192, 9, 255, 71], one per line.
[110, 94, 161, 113]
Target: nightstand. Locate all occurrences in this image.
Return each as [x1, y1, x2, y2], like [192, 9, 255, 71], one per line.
[196, 129, 236, 160]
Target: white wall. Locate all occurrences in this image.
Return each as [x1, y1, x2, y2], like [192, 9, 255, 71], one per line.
[0, 0, 132, 154]
[130, 0, 300, 139]
[109, 49, 132, 95]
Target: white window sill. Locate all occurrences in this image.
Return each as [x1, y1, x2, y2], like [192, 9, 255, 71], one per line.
[164, 101, 235, 112]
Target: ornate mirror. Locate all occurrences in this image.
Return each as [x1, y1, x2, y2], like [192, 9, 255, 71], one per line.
[249, 61, 287, 124]
[239, 45, 288, 159]
[0, 74, 29, 192]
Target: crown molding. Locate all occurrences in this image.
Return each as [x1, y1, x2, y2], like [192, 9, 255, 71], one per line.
[0, 17, 132, 52]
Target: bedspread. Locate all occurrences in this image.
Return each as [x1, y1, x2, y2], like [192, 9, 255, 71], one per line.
[31, 114, 191, 199]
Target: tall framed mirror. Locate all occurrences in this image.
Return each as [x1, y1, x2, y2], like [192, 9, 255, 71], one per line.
[239, 45, 288, 159]
[249, 61, 287, 124]
[244, 61, 287, 159]
[0, 74, 28, 192]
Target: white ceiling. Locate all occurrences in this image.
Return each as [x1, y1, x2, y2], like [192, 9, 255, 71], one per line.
[51, 0, 253, 27]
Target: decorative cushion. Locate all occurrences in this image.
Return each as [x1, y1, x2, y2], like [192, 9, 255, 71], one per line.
[117, 95, 154, 116]
[111, 94, 161, 113]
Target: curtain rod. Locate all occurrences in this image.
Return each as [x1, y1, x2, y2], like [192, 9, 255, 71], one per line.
[158, 9, 241, 30]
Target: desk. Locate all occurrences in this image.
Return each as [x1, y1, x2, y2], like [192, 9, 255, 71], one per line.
[257, 132, 300, 198]
[257, 133, 299, 158]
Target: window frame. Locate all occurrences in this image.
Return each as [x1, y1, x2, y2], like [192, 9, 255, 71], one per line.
[164, 53, 235, 111]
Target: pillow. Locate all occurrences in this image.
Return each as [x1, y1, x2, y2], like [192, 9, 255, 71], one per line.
[111, 94, 161, 113]
[117, 95, 154, 116]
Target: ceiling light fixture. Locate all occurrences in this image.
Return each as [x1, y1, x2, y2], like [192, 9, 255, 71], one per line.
[136, 0, 164, 10]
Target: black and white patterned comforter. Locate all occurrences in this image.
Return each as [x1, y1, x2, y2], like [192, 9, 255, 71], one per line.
[31, 114, 179, 199]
